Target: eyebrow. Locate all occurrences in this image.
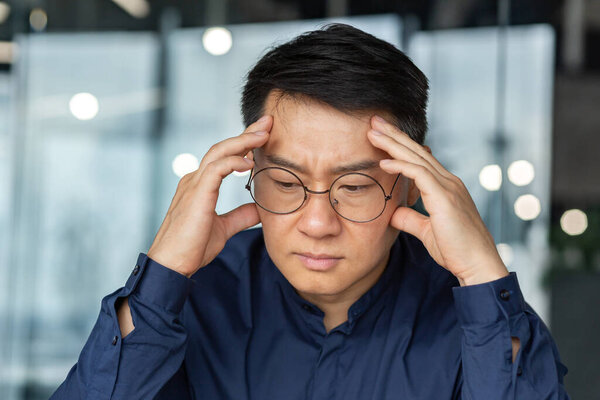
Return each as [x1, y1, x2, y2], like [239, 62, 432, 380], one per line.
[264, 154, 379, 175]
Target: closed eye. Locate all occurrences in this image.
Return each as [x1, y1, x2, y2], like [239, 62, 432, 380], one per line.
[339, 184, 371, 193]
[275, 180, 302, 190]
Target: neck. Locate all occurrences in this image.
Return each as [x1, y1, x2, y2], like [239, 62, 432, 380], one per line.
[297, 253, 389, 333]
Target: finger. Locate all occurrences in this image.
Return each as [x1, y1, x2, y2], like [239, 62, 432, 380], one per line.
[244, 114, 273, 134]
[389, 206, 430, 242]
[379, 158, 447, 198]
[200, 130, 269, 169]
[219, 203, 260, 239]
[368, 130, 445, 182]
[197, 156, 254, 204]
[371, 116, 454, 179]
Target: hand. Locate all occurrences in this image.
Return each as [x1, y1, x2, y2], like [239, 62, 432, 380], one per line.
[147, 115, 273, 277]
[368, 116, 509, 286]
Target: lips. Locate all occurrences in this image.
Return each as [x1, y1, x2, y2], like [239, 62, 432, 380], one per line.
[294, 252, 343, 271]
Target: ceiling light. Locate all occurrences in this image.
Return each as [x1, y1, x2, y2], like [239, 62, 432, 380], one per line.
[111, 0, 150, 19]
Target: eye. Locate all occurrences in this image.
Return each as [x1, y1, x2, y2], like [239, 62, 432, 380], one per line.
[275, 180, 302, 190]
[340, 184, 370, 193]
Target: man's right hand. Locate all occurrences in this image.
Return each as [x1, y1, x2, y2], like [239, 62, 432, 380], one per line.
[146, 115, 272, 277]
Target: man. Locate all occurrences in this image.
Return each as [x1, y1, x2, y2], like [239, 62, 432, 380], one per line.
[52, 24, 569, 399]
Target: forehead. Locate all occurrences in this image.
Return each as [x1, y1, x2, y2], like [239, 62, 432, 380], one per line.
[259, 92, 388, 166]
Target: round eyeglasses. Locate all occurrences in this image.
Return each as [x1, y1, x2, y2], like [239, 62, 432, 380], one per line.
[245, 167, 402, 223]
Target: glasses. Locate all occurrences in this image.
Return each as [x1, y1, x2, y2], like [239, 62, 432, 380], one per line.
[245, 167, 402, 223]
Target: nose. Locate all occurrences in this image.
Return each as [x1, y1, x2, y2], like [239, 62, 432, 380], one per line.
[295, 190, 342, 239]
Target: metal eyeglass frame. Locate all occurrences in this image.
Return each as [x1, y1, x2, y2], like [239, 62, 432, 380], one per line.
[245, 166, 402, 223]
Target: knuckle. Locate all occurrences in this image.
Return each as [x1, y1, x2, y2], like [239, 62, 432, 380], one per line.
[205, 160, 219, 173]
[177, 174, 190, 188]
[207, 144, 219, 155]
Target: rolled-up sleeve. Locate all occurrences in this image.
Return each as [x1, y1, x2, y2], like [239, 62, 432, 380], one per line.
[50, 253, 194, 400]
[452, 272, 570, 400]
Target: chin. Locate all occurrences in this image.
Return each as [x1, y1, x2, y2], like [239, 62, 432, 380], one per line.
[283, 263, 353, 297]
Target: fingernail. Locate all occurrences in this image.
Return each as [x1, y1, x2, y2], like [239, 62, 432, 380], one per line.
[243, 157, 253, 165]
[380, 159, 392, 165]
[374, 115, 386, 123]
[371, 129, 384, 136]
[254, 130, 267, 135]
[258, 115, 270, 123]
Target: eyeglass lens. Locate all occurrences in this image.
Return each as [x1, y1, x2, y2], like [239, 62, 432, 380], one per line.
[248, 167, 388, 222]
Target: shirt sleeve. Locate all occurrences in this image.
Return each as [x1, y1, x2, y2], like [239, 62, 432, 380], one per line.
[50, 253, 194, 400]
[452, 272, 570, 400]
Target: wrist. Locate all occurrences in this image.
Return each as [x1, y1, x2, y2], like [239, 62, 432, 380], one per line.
[457, 260, 509, 287]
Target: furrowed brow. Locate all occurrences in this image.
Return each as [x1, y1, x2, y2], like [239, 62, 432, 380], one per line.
[330, 160, 379, 174]
[265, 154, 307, 173]
[265, 154, 379, 175]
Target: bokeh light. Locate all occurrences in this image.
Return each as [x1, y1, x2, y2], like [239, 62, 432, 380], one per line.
[496, 243, 514, 267]
[560, 209, 588, 236]
[29, 8, 48, 31]
[508, 160, 535, 186]
[0, 2, 10, 24]
[69, 93, 99, 120]
[478, 164, 502, 191]
[514, 194, 541, 221]
[202, 27, 233, 56]
[233, 169, 251, 177]
[172, 153, 200, 178]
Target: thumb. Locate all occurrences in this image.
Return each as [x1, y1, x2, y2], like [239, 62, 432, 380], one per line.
[389, 206, 429, 242]
[220, 203, 261, 239]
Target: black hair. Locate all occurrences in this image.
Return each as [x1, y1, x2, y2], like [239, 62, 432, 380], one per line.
[241, 23, 429, 144]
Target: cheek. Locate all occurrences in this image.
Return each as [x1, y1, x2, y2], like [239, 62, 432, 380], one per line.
[258, 210, 293, 251]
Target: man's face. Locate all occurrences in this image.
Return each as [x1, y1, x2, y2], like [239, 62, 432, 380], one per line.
[254, 92, 418, 301]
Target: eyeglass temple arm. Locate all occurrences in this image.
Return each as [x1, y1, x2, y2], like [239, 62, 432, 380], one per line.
[245, 168, 254, 190]
[384, 173, 403, 201]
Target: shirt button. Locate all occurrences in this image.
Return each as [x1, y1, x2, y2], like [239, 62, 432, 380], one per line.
[112, 336, 119, 346]
[517, 366, 523, 376]
[132, 265, 140, 276]
[499, 289, 511, 301]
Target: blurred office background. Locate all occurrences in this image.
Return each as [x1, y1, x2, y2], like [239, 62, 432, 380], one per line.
[0, 0, 598, 399]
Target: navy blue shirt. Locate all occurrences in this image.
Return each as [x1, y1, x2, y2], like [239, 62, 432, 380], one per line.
[51, 228, 569, 399]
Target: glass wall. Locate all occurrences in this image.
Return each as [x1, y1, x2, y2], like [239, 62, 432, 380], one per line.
[0, 15, 555, 399]
[409, 24, 555, 321]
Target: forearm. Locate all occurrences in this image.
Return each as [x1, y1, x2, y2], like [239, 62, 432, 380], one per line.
[51, 254, 193, 399]
[454, 273, 569, 399]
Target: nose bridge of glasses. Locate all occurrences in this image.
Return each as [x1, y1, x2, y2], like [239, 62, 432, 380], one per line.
[304, 187, 330, 195]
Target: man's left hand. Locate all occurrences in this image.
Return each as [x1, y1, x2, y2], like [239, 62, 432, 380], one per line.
[368, 115, 509, 286]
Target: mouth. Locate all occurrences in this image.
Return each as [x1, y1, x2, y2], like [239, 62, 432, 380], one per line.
[294, 252, 343, 271]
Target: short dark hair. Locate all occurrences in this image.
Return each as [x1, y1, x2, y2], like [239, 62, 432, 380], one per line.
[241, 23, 429, 144]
